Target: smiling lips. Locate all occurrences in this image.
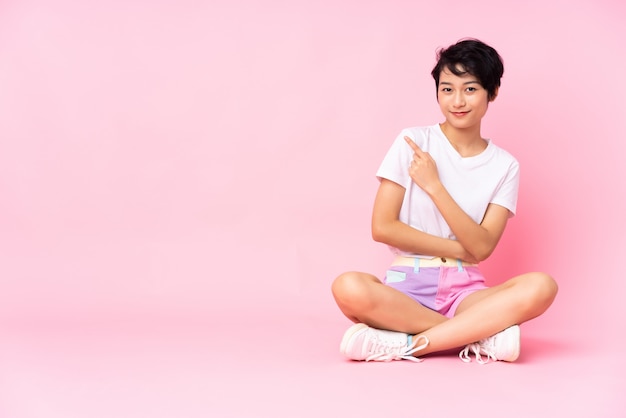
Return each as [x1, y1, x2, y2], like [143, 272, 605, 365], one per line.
[451, 111, 469, 117]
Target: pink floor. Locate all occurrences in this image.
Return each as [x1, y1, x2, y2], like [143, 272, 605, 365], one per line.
[1, 301, 623, 418]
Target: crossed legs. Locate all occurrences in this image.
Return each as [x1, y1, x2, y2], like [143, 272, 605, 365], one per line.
[331, 270, 558, 357]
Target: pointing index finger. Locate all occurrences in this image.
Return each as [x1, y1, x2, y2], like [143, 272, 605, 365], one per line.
[404, 136, 424, 156]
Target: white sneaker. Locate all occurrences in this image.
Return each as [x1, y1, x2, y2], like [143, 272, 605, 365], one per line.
[459, 325, 521, 364]
[339, 323, 429, 362]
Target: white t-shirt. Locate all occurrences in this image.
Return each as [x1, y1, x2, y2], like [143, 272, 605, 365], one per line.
[376, 124, 520, 258]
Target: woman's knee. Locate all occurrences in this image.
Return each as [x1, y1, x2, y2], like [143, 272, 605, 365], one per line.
[520, 272, 558, 310]
[331, 271, 375, 309]
[532, 272, 558, 299]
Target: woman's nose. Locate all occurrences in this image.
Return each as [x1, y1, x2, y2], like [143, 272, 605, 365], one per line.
[453, 92, 466, 107]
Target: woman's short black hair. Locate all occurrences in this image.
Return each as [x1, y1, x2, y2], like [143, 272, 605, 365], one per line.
[431, 38, 504, 100]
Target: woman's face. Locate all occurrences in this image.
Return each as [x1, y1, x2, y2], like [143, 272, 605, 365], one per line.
[436, 66, 495, 132]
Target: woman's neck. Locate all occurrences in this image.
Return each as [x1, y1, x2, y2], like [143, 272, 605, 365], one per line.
[440, 122, 487, 157]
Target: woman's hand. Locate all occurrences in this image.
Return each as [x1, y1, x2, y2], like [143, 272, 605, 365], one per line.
[405, 136, 443, 195]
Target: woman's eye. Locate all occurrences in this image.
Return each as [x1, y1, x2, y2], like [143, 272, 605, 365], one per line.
[466, 87, 476, 92]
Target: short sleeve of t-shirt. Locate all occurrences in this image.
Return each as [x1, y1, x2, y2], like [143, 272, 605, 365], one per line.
[375, 127, 420, 189]
[491, 155, 519, 216]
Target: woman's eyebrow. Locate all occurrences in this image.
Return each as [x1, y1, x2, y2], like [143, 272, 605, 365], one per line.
[439, 80, 480, 85]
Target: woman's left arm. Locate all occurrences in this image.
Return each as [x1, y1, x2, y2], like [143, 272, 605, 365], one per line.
[406, 136, 510, 261]
[429, 194, 509, 262]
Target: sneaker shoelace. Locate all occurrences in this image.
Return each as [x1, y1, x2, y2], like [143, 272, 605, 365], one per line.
[459, 338, 497, 364]
[366, 333, 429, 362]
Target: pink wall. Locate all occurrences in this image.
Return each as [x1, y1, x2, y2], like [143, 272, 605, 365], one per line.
[0, 0, 625, 345]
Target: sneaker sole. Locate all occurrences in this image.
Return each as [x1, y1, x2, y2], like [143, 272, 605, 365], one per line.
[339, 323, 369, 358]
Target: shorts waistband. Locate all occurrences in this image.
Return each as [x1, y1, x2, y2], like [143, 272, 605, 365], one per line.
[391, 256, 477, 268]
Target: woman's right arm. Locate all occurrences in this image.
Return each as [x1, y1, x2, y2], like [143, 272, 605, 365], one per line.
[371, 178, 476, 263]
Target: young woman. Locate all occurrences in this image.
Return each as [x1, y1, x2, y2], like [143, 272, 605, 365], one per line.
[331, 39, 558, 363]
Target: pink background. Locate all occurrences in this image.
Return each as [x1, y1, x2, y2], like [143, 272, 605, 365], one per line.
[0, 0, 624, 417]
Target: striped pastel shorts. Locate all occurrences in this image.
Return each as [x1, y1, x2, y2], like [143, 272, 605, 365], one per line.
[383, 259, 488, 318]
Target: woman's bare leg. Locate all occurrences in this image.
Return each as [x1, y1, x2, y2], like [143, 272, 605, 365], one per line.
[333, 270, 557, 359]
[414, 272, 558, 355]
[331, 271, 447, 334]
